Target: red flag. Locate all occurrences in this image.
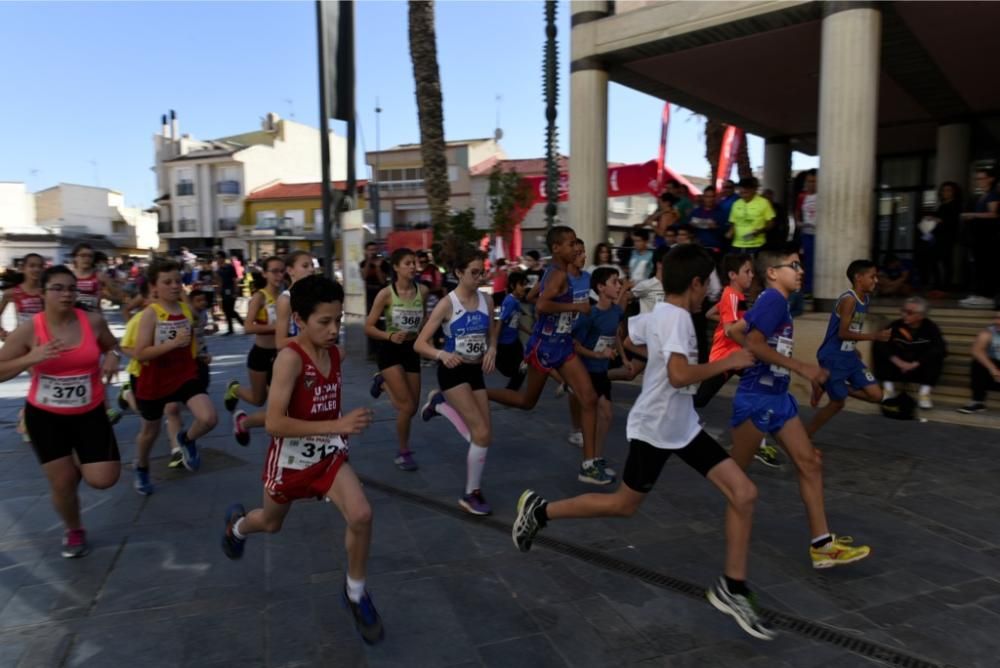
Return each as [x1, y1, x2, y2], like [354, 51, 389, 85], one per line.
[656, 103, 670, 192]
[715, 125, 743, 191]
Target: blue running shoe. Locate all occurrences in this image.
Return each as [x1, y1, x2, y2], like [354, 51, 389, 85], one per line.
[134, 466, 154, 496]
[221, 503, 246, 560]
[343, 587, 385, 645]
[421, 390, 444, 422]
[370, 373, 385, 399]
[177, 431, 201, 472]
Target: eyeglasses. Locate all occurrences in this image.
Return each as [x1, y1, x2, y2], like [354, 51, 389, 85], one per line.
[46, 285, 78, 294]
[772, 261, 803, 271]
[463, 268, 484, 277]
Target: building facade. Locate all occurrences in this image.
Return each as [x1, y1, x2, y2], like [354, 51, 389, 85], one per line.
[153, 110, 347, 256]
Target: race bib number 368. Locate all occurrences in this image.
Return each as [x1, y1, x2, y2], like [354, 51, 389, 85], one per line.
[279, 434, 346, 470]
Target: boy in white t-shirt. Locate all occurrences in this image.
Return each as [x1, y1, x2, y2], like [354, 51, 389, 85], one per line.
[512, 244, 775, 641]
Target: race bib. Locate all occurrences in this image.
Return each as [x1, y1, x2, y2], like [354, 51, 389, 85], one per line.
[393, 306, 423, 333]
[505, 312, 520, 331]
[156, 320, 190, 345]
[17, 312, 33, 325]
[455, 333, 487, 358]
[593, 335, 616, 354]
[278, 433, 346, 470]
[266, 303, 277, 324]
[37, 373, 92, 408]
[770, 336, 793, 376]
[556, 312, 575, 334]
[840, 321, 862, 352]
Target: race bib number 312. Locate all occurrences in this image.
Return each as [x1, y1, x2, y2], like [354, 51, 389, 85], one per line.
[279, 434, 346, 470]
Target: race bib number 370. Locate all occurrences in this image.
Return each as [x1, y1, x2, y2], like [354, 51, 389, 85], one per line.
[278, 434, 346, 470]
[37, 374, 92, 408]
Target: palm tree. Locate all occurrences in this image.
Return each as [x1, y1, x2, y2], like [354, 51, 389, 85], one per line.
[408, 0, 451, 231]
[705, 117, 752, 182]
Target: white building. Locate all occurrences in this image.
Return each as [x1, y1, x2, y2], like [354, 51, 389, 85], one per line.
[153, 110, 347, 255]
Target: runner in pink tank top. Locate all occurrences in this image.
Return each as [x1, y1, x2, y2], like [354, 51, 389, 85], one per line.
[0, 266, 123, 559]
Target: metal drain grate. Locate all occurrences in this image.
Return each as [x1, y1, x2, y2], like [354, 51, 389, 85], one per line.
[360, 476, 952, 668]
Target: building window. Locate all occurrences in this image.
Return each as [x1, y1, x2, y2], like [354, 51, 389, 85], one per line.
[312, 208, 323, 230]
[176, 168, 195, 196]
[283, 209, 305, 231]
[256, 210, 277, 229]
[219, 203, 241, 231]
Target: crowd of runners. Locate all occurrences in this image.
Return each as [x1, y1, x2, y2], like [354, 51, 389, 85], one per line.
[5, 224, 981, 645]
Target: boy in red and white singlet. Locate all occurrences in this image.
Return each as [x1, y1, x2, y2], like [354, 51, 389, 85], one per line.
[221, 275, 383, 645]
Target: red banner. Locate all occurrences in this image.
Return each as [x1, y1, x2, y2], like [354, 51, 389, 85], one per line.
[715, 125, 743, 191]
[656, 103, 670, 192]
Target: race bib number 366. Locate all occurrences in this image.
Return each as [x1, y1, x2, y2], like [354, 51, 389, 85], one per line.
[37, 374, 92, 408]
[279, 434, 346, 470]
[455, 333, 486, 358]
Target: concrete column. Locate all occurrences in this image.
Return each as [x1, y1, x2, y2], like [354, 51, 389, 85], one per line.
[569, 1, 610, 251]
[934, 123, 971, 190]
[815, 5, 881, 302]
[763, 139, 791, 206]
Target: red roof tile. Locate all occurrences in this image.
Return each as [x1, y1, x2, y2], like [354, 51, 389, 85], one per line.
[245, 180, 368, 201]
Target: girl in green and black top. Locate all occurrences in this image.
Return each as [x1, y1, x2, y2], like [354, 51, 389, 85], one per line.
[365, 248, 428, 471]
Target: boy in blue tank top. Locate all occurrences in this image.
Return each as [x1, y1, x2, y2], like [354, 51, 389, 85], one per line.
[487, 226, 601, 481]
[494, 271, 530, 391]
[806, 259, 890, 436]
[728, 250, 872, 569]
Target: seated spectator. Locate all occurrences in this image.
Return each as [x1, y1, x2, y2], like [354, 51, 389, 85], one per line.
[957, 311, 1000, 414]
[873, 297, 946, 409]
[878, 254, 915, 297]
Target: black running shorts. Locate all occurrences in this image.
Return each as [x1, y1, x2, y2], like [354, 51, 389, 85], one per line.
[495, 340, 524, 379]
[622, 431, 730, 493]
[589, 371, 612, 401]
[135, 379, 205, 421]
[377, 339, 421, 373]
[24, 403, 120, 466]
[247, 345, 278, 385]
[437, 361, 486, 392]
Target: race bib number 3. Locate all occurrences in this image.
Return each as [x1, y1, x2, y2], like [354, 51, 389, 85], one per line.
[156, 321, 189, 345]
[393, 306, 423, 333]
[37, 374, 92, 408]
[455, 333, 486, 358]
[279, 434, 346, 470]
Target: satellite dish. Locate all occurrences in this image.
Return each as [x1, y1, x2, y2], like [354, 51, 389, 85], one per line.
[494, 128, 503, 141]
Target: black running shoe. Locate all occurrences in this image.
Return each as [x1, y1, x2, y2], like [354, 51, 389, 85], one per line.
[512, 489, 546, 552]
[343, 587, 384, 645]
[221, 503, 246, 560]
[706, 577, 777, 640]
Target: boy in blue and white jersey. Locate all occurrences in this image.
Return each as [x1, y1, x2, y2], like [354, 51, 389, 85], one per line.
[494, 272, 530, 390]
[806, 259, 890, 436]
[729, 249, 872, 570]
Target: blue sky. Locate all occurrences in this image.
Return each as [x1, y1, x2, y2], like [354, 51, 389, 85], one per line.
[0, 1, 813, 208]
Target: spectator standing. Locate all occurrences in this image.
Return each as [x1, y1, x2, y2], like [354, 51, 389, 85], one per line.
[959, 168, 1000, 308]
[727, 177, 775, 253]
[957, 311, 1000, 414]
[873, 297, 946, 409]
[360, 242, 388, 357]
[667, 179, 693, 223]
[929, 181, 962, 292]
[490, 259, 509, 308]
[795, 169, 818, 296]
[628, 229, 654, 281]
[688, 185, 728, 253]
[718, 179, 739, 220]
[761, 189, 790, 251]
[215, 251, 244, 335]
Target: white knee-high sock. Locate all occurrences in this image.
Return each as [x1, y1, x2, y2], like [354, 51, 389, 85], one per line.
[466, 443, 488, 494]
[436, 401, 471, 441]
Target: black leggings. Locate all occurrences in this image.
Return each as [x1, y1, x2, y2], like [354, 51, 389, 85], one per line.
[971, 358, 1000, 402]
[221, 294, 244, 332]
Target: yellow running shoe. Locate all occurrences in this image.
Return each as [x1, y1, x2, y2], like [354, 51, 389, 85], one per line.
[810, 535, 871, 569]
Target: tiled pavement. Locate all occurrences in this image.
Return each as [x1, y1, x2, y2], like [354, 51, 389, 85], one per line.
[0, 315, 998, 667]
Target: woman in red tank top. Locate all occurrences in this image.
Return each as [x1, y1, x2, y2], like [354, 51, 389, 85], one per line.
[0, 252, 45, 340]
[68, 243, 123, 313]
[0, 265, 122, 559]
[219, 276, 385, 644]
[130, 259, 218, 495]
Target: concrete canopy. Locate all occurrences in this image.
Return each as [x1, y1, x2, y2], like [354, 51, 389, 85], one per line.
[575, 1, 1000, 155]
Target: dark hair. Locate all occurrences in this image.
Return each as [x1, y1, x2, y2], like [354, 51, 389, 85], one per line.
[452, 246, 487, 273]
[263, 256, 284, 273]
[22, 252, 44, 265]
[666, 179, 681, 188]
[592, 242, 612, 265]
[590, 267, 619, 292]
[507, 271, 527, 292]
[525, 250, 541, 261]
[365, 241, 378, 249]
[701, 185, 716, 195]
[661, 244, 715, 295]
[546, 225, 576, 251]
[70, 243, 93, 258]
[290, 274, 344, 321]
[41, 265, 75, 288]
[977, 166, 996, 180]
[416, 250, 429, 259]
[189, 288, 208, 301]
[846, 259, 877, 283]
[720, 253, 753, 286]
[284, 249, 313, 271]
[147, 258, 181, 286]
[390, 247, 415, 267]
[572, 238, 585, 248]
[938, 180, 962, 202]
[215, 251, 227, 260]
[495, 258, 508, 269]
[755, 249, 797, 281]
[738, 176, 759, 189]
[659, 192, 678, 204]
[652, 245, 671, 271]
[632, 228, 650, 242]
[674, 223, 696, 238]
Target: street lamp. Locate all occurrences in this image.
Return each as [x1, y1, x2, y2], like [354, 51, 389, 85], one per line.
[373, 100, 382, 239]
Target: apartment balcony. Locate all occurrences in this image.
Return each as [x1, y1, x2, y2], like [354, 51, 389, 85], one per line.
[177, 218, 197, 233]
[216, 181, 240, 195]
[218, 217, 240, 231]
[176, 182, 195, 196]
[158, 220, 173, 234]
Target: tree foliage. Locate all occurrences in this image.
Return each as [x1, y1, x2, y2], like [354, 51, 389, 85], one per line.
[488, 166, 535, 238]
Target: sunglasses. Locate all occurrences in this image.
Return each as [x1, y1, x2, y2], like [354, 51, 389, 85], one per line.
[772, 261, 803, 271]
